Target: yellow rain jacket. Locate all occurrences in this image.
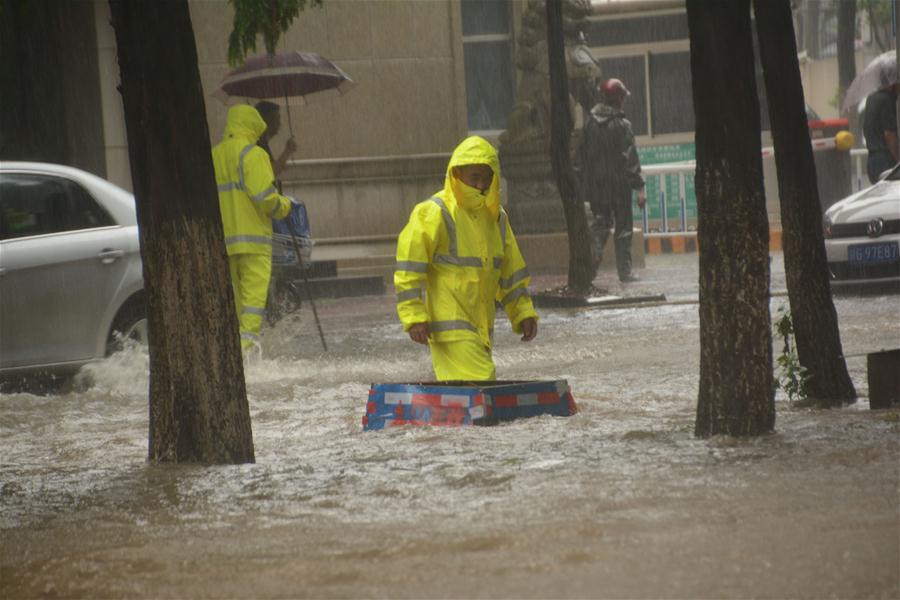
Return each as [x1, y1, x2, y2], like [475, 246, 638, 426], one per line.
[394, 136, 538, 349]
[212, 104, 291, 256]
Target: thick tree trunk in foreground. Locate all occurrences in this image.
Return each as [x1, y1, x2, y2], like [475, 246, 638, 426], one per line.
[110, 0, 254, 463]
[546, 0, 593, 293]
[687, 0, 775, 437]
[754, 0, 856, 407]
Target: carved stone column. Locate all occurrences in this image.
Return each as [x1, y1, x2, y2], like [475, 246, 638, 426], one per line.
[498, 0, 597, 235]
[500, 138, 568, 234]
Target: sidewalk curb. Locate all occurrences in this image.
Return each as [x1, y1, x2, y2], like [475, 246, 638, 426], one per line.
[643, 229, 783, 254]
[535, 289, 790, 311]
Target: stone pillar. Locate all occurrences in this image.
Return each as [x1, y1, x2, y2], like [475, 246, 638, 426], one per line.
[499, 138, 568, 234]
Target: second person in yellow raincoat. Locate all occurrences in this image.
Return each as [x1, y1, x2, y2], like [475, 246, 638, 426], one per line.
[213, 104, 292, 352]
[394, 136, 538, 380]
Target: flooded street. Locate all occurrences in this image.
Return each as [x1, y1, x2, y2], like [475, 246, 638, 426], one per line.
[2, 254, 899, 599]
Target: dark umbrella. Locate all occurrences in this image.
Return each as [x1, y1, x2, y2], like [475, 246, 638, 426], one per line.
[214, 51, 354, 135]
[215, 51, 352, 352]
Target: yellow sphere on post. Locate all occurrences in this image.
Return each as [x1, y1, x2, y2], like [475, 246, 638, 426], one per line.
[834, 130, 855, 152]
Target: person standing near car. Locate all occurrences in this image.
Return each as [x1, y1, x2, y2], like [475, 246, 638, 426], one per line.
[213, 104, 292, 353]
[394, 136, 538, 381]
[863, 82, 898, 184]
[579, 78, 646, 283]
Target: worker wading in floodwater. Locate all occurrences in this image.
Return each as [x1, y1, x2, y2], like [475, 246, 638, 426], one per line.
[213, 104, 292, 354]
[394, 136, 538, 381]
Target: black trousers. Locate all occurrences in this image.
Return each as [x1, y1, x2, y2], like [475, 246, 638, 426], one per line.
[589, 186, 634, 279]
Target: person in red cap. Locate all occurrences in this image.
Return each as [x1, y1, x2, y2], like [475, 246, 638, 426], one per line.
[579, 78, 646, 282]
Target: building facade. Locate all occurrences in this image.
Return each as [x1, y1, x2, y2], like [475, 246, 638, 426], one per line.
[82, 0, 887, 245]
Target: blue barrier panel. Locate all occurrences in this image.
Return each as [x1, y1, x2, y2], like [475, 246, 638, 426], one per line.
[363, 380, 578, 431]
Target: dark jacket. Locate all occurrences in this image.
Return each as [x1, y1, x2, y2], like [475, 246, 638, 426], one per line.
[578, 102, 644, 201]
[863, 87, 898, 155]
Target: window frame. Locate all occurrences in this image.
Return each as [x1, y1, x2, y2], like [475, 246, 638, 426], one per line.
[460, 1, 515, 136]
[0, 172, 116, 241]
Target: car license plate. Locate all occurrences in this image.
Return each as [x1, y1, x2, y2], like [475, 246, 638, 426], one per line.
[848, 241, 900, 265]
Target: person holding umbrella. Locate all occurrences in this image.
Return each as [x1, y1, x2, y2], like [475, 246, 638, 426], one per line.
[842, 51, 898, 184]
[863, 82, 898, 184]
[254, 100, 297, 180]
[213, 104, 292, 354]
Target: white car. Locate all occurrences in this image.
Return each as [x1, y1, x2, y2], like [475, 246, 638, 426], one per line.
[0, 162, 146, 384]
[824, 163, 900, 287]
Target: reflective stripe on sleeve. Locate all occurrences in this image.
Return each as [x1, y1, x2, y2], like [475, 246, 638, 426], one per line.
[395, 260, 428, 273]
[252, 185, 277, 203]
[429, 320, 478, 333]
[225, 235, 272, 247]
[501, 287, 529, 306]
[267, 201, 283, 218]
[500, 267, 530, 289]
[396, 288, 422, 302]
[218, 182, 241, 193]
[499, 210, 508, 246]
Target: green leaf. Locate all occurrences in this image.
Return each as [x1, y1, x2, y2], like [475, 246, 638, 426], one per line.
[227, 0, 324, 67]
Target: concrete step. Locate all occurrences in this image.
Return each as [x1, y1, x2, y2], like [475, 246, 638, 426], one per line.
[337, 264, 396, 290]
[334, 254, 395, 270]
[293, 274, 385, 299]
[272, 259, 337, 279]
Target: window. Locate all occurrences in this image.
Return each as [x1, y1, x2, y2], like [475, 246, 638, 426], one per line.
[461, 0, 514, 132]
[648, 52, 694, 135]
[586, 13, 689, 47]
[0, 174, 113, 240]
[587, 10, 772, 137]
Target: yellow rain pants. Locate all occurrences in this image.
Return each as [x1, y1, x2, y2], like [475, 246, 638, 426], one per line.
[228, 253, 271, 351]
[430, 339, 496, 381]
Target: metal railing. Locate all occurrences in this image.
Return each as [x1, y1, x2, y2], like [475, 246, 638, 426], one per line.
[640, 162, 694, 234]
[637, 145, 871, 234]
[850, 148, 869, 193]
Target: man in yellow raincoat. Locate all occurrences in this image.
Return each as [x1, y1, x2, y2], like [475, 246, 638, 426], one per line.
[213, 104, 292, 352]
[395, 136, 539, 380]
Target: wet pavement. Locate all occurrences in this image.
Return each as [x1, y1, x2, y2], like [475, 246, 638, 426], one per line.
[2, 251, 898, 599]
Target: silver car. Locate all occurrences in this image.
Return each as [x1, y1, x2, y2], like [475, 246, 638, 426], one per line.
[0, 162, 146, 383]
[824, 164, 900, 287]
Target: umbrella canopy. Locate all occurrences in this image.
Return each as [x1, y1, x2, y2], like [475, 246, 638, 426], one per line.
[214, 51, 354, 102]
[841, 51, 897, 114]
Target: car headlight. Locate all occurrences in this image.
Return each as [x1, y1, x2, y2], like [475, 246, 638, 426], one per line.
[823, 216, 833, 239]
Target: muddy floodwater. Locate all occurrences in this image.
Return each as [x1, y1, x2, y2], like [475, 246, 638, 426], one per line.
[2, 256, 899, 599]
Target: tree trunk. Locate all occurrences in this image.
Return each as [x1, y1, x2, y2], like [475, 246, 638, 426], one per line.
[803, 0, 820, 58]
[836, 0, 858, 133]
[754, 0, 857, 408]
[545, 0, 593, 293]
[109, 0, 255, 463]
[687, 0, 775, 437]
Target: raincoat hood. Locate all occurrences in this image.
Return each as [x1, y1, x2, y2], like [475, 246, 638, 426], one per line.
[444, 136, 501, 217]
[590, 102, 625, 126]
[222, 104, 268, 143]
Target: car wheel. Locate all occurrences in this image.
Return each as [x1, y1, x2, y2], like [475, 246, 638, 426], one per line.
[106, 297, 148, 356]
